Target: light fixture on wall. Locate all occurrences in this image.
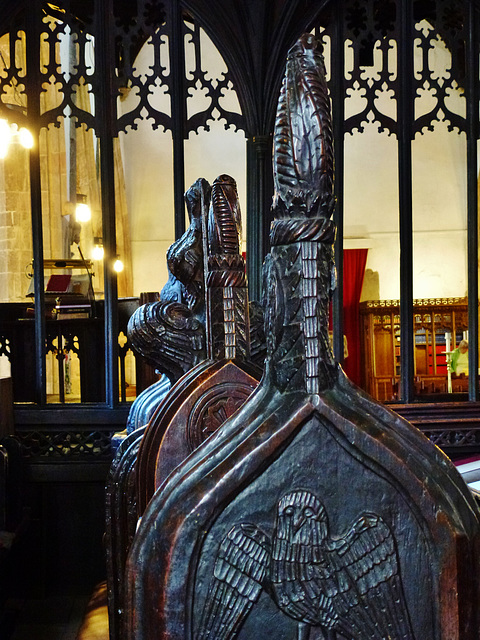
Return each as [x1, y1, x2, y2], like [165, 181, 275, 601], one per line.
[0, 118, 34, 158]
[113, 256, 124, 273]
[92, 237, 104, 261]
[18, 126, 34, 149]
[75, 193, 91, 222]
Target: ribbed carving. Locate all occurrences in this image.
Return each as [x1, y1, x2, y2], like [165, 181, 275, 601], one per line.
[270, 217, 335, 246]
[266, 34, 336, 394]
[301, 242, 334, 394]
[273, 33, 334, 219]
[206, 270, 246, 288]
[206, 175, 250, 361]
[208, 175, 242, 255]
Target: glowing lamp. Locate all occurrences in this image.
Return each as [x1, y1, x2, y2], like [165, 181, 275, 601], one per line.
[92, 238, 104, 261]
[113, 257, 124, 273]
[19, 127, 34, 149]
[75, 194, 91, 222]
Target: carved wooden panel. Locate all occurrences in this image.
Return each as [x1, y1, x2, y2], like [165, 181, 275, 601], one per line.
[125, 33, 480, 640]
[153, 361, 259, 490]
[135, 174, 261, 514]
[105, 427, 145, 640]
[107, 170, 265, 640]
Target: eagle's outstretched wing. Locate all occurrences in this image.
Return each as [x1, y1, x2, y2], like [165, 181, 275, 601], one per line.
[326, 514, 416, 640]
[196, 523, 271, 640]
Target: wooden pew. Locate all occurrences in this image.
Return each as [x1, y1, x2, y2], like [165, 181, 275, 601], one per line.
[105, 175, 264, 640]
[124, 33, 480, 640]
[105, 183, 207, 640]
[135, 174, 262, 513]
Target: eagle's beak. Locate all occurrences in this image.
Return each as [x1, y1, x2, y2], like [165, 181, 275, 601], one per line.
[293, 514, 305, 535]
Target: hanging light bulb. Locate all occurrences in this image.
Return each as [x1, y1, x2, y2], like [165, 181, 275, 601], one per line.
[0, 119, 12, 158]
[92, 237, 104, 261]
[0, 117, 33, 157]
[113, 256, 124, 273]
[18, 127, 34, 149]
[75, 193, 91, 222]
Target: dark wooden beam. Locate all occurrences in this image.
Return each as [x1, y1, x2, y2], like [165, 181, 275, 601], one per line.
[95, 0, 119, 407]
[398, 0, 415, 402]
[466, 0, 479, 401]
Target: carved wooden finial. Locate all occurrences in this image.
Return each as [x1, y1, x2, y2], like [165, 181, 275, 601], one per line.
[266, 34, 336, 395]
[206, 174, 250, 362]
[127, 178, 209, 382]
[272, 32, 334, 220]
[109, 175, 260, 640]
[133, 173, 260, 514]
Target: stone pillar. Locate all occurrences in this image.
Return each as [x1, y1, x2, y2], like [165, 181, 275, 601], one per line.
[0, 146, 32, 302]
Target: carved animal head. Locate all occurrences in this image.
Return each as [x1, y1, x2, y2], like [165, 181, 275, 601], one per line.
[275, 490, 328, 545]
[163, 177, 211, 317]
[127, 301, 205, 383]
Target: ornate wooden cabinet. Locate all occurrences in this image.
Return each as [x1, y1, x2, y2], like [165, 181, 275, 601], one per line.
[360, 298, 469, 402]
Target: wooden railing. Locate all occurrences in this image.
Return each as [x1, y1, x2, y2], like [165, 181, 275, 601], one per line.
[0, 299, 150, 406]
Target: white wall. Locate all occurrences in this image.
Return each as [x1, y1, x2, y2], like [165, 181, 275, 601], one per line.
[120, 23, 470, 302]
[118, 30, 246, 297]
[343, 24, 468, 300]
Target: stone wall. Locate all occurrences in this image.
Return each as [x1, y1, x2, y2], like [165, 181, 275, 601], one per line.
[0, 145, 32, 302]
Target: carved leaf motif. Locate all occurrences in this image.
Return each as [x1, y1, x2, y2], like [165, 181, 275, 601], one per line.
[273, 33, 334, 217]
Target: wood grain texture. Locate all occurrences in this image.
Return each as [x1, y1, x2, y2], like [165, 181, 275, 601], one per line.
[125, 34, 480, 640]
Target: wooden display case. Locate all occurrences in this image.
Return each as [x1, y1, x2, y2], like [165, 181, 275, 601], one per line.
[359, 298, 469, 402]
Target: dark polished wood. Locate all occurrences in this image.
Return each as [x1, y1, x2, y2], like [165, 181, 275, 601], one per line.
[136, 358, 260, 514]
[125, 34, 480, 640]
[135, 174, 262, 514]
[105, 427, 145, 640]
[127, 178, 208, 384]
[106, 193, 208, 640]
[107, 175, 263, 640]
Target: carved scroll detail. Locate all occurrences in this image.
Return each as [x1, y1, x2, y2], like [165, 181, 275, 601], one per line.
[127, 301, 205, 382]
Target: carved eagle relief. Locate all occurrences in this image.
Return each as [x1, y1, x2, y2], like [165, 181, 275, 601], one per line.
[196, 490, 415, 640]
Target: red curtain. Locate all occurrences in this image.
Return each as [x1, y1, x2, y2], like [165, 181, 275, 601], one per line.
[342, 249, 368, 386]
